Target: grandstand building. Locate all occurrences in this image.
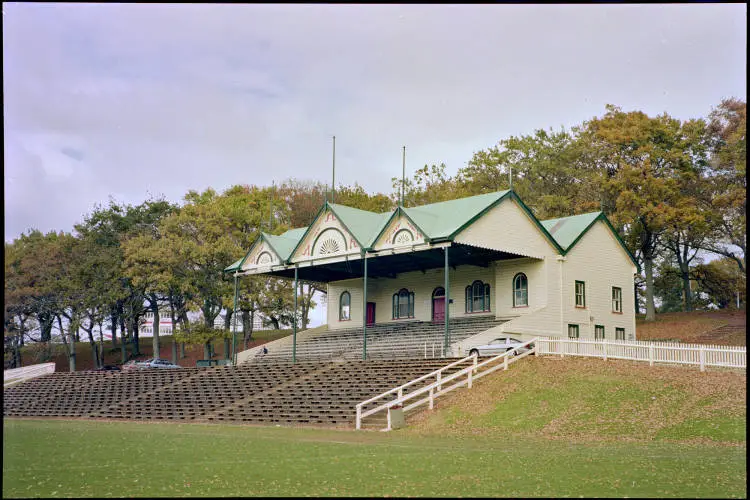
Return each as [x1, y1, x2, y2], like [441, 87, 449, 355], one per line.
[226, 189, 638, 357]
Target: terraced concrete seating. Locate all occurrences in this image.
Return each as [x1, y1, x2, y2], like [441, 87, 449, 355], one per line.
[251, 316, 504, 363]
[3, 369, 202, 418]
[210, 358, 474, 428]
[3, 357, 474, 429]
[94, 362, 327, 421]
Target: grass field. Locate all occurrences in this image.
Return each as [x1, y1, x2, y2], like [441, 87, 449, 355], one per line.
[3, 356, 746, 498]
[2, 419, 746, 498]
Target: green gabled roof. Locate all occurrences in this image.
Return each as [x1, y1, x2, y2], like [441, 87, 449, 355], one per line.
[327, 203, 392, 248]
[403, 190, 510, 240]
[224, 257, 243, 273]
[224, 227, 308, 273]
[541, 211, 602, 251]
[265, 228, 308, 260]
[541, 211, 639, 270]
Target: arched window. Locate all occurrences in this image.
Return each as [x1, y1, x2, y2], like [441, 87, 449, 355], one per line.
[339, 291, 351, 321]
[513, 273, 528, 307]
[392, 288, 415, 319]
[465, 280, 491, 313]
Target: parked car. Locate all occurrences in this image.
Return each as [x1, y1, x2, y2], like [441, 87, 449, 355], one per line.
[96, 365, 121, 372]
[468, 337, 533, 357]
[137, 358, 181, 369]
[121, 360, 141, 371]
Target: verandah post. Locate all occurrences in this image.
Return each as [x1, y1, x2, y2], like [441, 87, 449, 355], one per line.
[293, 266, 298, 364]
[363, 252, 368, 361]
[443, 246, 450, 357]
[232, 273, 239, 366]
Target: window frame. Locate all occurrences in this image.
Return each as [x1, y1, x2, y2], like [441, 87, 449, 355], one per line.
[612, 286, 622, 314]
[568, 324, 580, 339]
[594, 324, 605, 340]
[512, 273, 529, 308]
[339, 291, 351, 321]
[575, 280, 586, 308]
[465, 280, 492, 313]
[615, 327, 625, 341]
[392, 288, 415, 320]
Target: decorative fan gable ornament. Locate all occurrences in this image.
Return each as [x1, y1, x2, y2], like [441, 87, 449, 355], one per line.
[393, 229, 414, 245]
[313, 228, 347, 256]
[256, 251, 273, 265]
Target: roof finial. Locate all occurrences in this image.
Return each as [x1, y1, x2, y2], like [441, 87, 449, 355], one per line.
[400, 146, 406, 207]
[331, 135, 336, 204]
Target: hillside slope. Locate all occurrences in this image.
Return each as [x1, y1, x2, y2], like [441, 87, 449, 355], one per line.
[404, 356, 746, 444]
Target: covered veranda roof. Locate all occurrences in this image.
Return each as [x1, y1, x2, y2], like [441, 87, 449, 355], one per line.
[234, 242, 538, 283]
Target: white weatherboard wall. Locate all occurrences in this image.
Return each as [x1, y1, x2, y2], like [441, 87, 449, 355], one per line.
[326, 265, 496, 330]
[454, 196, 563, 339]
[454, 197, 556, 259]
[560, 220, 637, 340]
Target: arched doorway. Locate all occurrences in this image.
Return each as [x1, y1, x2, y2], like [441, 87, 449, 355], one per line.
[432, 287, 446, 322]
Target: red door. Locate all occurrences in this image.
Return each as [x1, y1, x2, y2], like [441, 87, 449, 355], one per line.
[366, 302, 376, 326]
[432, 297, 445, 322]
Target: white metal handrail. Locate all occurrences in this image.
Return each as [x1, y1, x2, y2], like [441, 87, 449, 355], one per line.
[4, 362, 56, 385]
[356, 338, 538, 430]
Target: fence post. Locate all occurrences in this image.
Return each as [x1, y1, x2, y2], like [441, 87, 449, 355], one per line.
[503, 354, 509, 371]
[429, 387, 434, 409]
[468, 368, 473, 389]
[560, 340, 565, 358]
[437, 371, 442, 391]
[699, 346, 705, 372]
[603, 340, 607, 361]
[398, 388, 403, 400]
[649, 344, 654, 367]
[473, 354, 478, 373]
[387, 408, 392, 431]
[356, 405, 361, 430]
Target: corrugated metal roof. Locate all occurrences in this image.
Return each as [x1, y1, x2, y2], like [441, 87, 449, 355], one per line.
[327, 203, 392, 248]
[231, 190, 623, 271]
[403, 191, 509, 239]
[224, 257, 243, 272]
[265, 227, 308, 260]
[540, 211, 602, 251]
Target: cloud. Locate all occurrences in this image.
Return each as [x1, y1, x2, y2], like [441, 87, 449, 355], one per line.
[3, 3, 746, 241]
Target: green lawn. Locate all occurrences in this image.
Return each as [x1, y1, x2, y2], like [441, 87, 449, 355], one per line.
[2, 418, 746, 498]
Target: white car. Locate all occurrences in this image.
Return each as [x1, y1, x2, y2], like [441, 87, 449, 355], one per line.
[137, 358, 181, 369]
[468, 337, 533, 357]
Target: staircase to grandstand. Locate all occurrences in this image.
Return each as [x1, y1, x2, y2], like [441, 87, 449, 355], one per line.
[3, 317, 510, 429]
[251, 316, 506, 363]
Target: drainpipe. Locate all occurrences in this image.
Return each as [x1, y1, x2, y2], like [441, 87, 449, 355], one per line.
[557, 255, 566, 336]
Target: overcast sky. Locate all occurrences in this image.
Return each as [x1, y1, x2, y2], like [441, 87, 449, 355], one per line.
[3, 3, 747, 244]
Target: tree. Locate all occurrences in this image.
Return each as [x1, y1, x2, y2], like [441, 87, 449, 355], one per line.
[578, 105, 703, 321]
[699, 98, 746, 273]
[77, 198, 177, 361]
[694, 258, 746, 309]
[458, 128, 596, 218]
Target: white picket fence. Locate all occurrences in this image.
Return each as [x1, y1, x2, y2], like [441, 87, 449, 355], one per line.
[3, 362, 56, 386]
[536, 338, 746, 371]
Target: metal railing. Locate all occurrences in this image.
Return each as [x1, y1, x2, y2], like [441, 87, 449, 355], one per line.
[4, 362, 56, 386]
[356, 338, 538, 430]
